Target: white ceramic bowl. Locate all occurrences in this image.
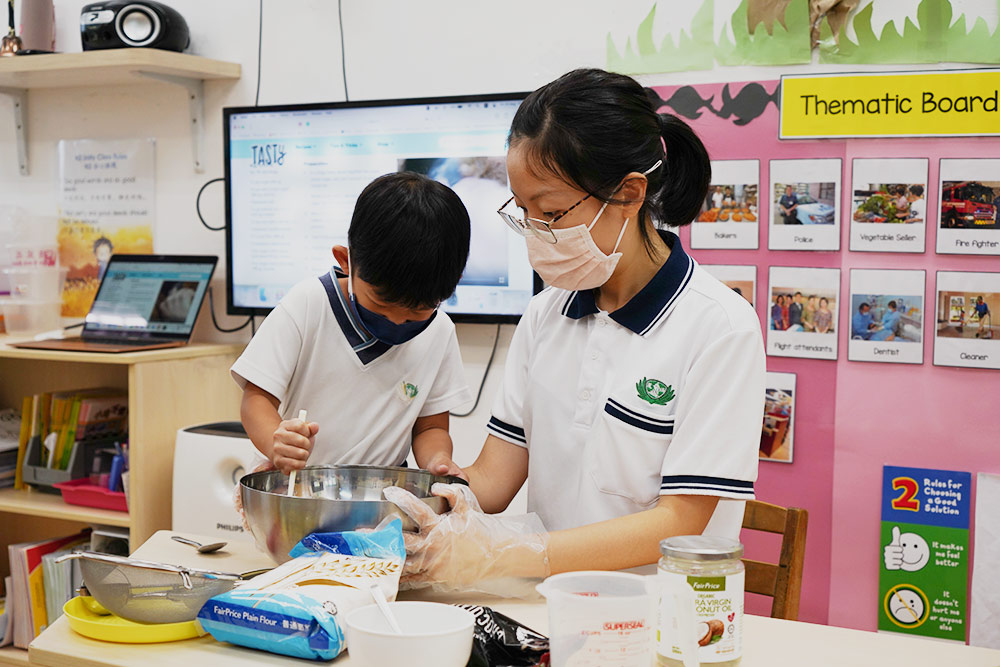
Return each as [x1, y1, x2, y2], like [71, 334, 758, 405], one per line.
[345, 601, 475, 667]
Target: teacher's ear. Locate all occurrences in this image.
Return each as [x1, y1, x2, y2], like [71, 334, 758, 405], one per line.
[617, 172, 649, 220]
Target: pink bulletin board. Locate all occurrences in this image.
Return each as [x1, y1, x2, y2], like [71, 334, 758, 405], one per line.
[652, 79, 1000, 631]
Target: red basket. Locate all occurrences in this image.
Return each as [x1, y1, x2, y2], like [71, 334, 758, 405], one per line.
[53, 479, 128, 513]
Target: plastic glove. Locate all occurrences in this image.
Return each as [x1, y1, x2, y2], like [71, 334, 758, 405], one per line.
[383, 483, 549, 599]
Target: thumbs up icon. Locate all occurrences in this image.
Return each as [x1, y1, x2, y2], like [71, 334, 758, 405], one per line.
[884, 526, 904, 570]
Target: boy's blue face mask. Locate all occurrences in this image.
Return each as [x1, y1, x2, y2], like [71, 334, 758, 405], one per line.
[347, 254, 436, 346]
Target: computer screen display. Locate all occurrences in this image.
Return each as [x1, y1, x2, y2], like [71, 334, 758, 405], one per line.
[85, 255, 216, 338]
[223, 94, 537, 322]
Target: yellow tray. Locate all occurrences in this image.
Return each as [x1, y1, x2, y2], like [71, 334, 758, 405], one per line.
[63, 597, 205, 643]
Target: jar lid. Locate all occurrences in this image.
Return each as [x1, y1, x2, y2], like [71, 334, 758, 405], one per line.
[660, 535, 744, 561]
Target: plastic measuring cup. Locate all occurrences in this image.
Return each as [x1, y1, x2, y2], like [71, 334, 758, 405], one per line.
[537, 571, 656, 667]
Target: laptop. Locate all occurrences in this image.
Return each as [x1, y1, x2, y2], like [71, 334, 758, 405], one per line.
[12, 254, 218, 353]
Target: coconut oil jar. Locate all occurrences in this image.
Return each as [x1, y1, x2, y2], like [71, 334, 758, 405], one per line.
[657, 536, 744, 667]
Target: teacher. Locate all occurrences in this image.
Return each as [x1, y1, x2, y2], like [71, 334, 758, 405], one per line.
[386, 68, 765, 593]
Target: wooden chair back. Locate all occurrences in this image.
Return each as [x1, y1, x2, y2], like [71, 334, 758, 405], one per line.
[741, 499, 808, 620]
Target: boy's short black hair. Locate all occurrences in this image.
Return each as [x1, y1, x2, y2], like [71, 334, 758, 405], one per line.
[348, 172, 470, 309]
[93, 237, 113, 252]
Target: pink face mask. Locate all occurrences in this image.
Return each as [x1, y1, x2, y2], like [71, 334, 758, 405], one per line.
[525, 201, 629, 291]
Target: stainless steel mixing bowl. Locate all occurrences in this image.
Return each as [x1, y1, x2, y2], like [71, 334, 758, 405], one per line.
[240, 465, 464, 563]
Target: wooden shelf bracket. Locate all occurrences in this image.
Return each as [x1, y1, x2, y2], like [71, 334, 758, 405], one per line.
[0, 87, 29, 176]
[135, 70, 205, 173]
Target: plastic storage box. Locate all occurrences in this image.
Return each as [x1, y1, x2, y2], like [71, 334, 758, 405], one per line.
[0, 299, 61, 334]
[53, 479, 128, 513]
[3, 266, 67, 298]
[22, 436, 124, 493]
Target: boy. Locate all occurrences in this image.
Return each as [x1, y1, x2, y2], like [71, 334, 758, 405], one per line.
[231, 172, 473, 477]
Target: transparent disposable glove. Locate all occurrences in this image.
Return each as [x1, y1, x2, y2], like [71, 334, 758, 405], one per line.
[383, 482, 550, 599]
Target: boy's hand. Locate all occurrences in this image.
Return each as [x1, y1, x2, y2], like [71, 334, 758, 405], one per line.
[422, 451, 468, 481]
[271, 419, 319, 474]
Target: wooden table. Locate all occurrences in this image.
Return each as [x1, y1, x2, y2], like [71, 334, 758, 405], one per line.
[26, 532, 1000, 667]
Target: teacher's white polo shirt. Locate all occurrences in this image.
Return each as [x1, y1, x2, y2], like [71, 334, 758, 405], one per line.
[231, 268, 472, 466]
[488, 231, 764, 539]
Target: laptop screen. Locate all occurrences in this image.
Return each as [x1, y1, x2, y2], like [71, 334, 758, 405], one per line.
[84, 255, 217, 339]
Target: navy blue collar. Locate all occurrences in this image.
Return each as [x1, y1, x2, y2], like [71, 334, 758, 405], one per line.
[318, 267, 392, 365]
[561, 230, 694, 336]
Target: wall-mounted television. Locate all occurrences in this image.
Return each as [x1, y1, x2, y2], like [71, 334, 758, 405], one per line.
[223, 93, 538, 322]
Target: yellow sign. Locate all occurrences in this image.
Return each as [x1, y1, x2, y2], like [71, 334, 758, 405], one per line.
[780, 69, 1000, 138]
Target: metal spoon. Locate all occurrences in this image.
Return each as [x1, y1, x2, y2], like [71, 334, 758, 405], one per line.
[172, 535, 227, 554]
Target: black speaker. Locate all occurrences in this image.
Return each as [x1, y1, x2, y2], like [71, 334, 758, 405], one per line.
[80, 1, 190, 52]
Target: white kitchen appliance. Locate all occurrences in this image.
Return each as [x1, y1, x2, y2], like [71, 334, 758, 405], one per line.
[172, 421, 255, 544]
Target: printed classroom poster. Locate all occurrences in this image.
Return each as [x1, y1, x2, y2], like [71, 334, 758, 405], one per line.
[879, 466, 971, 642]
[767, 266, 840, 360]
[768, 158, 841, 251]
[936, 159, 1000, 256]
[760, 372, 795, 464]
[848, 269, 925, 365]
[57, 139, 155, 317]
[702, 264, 756, 308]
[691, 160, 759, 249]
[850, 158, 928, 253]
[934, 271, 1000, 370]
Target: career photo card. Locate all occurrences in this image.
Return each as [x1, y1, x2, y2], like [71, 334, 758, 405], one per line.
[850, 158, 929, 253]
[934, 271, 1000, 370]
[766, 266, 840, 360]
[702, 264, 756, 308]
[690, 160, 760, 250]
[768, 158, 842, 251]
[760, 371, 796, 464]
[937, 159, 1000, 256]
[848, 269, 926, 365]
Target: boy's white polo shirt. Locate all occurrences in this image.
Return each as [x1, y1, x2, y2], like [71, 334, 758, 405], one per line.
[488, 231, 764, 539]
[231, 268, 472, 466]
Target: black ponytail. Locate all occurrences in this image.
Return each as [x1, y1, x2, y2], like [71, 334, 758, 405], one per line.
[509, 68, 711, 258]
[650, 113, 712, 227]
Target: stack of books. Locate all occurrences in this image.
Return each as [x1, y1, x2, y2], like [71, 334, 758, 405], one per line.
[14, 389, 127, 488]
[7, 529, 90, 648]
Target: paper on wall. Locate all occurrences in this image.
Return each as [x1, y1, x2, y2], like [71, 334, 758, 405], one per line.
[56, 139, 155, 317]
[970, 472, 1000, 649]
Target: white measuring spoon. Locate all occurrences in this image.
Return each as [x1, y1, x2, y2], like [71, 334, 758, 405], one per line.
[286, 409, 308, 497]
[368, 582, 402, 634]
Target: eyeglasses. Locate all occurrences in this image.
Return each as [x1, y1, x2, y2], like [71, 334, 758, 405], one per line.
[496, 193, 591, 244]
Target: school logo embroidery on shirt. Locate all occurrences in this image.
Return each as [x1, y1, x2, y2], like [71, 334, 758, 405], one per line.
[399, 382, 419, 400]
[636, 377, 674, 406]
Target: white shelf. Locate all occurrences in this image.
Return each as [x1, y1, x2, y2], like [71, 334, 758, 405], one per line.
[0, 48, 241, 174]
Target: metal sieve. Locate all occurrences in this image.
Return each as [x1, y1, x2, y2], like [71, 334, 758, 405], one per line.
[56, 551, 248, 624]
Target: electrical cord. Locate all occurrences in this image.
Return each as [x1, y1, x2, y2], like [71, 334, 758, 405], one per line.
[451, 323, 501, 418]
[255, 0, 264, 106]
[337, 0, 349, 101]
[196, 177, 226, 231]
[208, 285, 253, 333]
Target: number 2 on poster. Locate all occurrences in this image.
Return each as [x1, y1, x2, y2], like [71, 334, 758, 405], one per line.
[892, 477, 920, 512]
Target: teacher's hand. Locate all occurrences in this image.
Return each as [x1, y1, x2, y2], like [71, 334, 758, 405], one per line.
[383, 483, 549, 598]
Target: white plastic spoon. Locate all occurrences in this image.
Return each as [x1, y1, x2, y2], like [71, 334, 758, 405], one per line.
[368, 582, 402, 634]
[287, 409, 308, 497]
